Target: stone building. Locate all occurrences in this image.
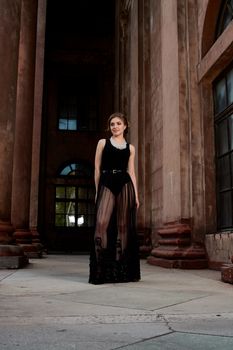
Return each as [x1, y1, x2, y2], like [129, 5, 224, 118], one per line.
[1, 0, 233, 273]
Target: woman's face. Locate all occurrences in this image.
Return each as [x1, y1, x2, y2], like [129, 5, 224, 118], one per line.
[109, 117, 126, 137]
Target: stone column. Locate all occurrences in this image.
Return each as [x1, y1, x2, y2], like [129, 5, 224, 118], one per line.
[148, 0, 207, 268]
[137, 0, 152, 257]
[11, 0, 41, 257]
[29, 0, 47, 256]
[0, 0, 28, 268]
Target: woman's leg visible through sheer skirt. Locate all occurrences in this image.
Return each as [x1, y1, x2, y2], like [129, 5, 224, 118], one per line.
[95, 186, 115, 254]
[116, 181, 135, 260]
[90, 186, 115, 284]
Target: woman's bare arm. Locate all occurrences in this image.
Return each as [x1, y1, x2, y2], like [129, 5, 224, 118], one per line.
[127, 144, 139, 208]
[94, 139, 106, 200]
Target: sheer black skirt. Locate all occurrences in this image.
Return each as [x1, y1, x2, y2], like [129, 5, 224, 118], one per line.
[89, 178, 140, 284]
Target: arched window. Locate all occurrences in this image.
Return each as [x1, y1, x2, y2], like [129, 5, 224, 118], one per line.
[216, 0, 233, 38]
[214, 65, 233, 229]
[55, 162, 95, 228]
[59, 162, 92, 177]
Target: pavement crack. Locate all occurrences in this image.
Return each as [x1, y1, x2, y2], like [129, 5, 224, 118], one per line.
[110, 331, 174, 350]
[0, 271, 18, 282]
[151, 293, 212, 312]
[157, 314, 174, 332]
[176, 330, 233, 338]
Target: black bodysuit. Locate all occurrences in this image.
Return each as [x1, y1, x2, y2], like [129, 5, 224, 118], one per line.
[100, 138, 132, 195]
[89, 138, 141, 284]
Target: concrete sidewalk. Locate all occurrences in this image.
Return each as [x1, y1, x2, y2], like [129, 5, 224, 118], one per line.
[0, 255, 233, 350]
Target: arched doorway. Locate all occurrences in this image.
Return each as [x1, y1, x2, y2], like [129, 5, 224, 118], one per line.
[39, 0, 115, 252]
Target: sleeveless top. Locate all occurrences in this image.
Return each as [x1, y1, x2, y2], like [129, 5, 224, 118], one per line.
[101, 138, 130, 171]
[99, 139, 132, 195]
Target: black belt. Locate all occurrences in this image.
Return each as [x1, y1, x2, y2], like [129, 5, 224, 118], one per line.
[102, 169, 125, 174]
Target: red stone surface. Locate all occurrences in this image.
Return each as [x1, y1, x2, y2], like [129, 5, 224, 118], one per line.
[151, 246, 207, 259]
[158, 238, 191, 246]
[147, 256, 208, 269]
[0, 221, 15, 245]
[13, 229, 43, 258]
[0, 245, 25, 257]
[221, 264, 233, 284]
[147, 222, 208, 269]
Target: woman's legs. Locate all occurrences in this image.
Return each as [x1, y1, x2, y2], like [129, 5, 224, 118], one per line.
[95, 186, 115, 253]
[116, 182, 135, 260]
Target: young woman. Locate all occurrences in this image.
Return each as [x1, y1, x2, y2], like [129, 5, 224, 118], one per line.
[89, 112, 141, 284]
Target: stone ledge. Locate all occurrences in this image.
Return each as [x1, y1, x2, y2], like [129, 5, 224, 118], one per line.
[0, 244, 29, 268]
[0, 255, 28, 269]
[147, 256, 208, 269]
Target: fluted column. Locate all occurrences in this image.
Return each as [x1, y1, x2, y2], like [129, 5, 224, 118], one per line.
[0, 0, 28, 268]
[11, 0, 40, 257]
[148, 0, 207, 268]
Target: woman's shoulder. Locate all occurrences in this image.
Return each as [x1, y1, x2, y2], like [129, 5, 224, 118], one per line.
[96, 139, 107, 153]
[97, 139, 107, 147]
[129, 143, 135, 153]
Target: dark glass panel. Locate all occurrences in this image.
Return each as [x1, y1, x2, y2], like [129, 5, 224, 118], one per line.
[67, 119, 77, 130]
[88, 188, 95, 200]
[77, 202, 88, 214]
[216, 0, 233, 38]
[66, 187, 76, 199]
[229, 115, 233, 150]
[88, 203, 95, 214]
[66, 201, 75, 215]
[217, 156, 231, 190]
[55, 202, 65, 214]
[215, 78, 227, 114]
[56, 187, 65, 198]
[55, 215, 65, 226]
[216, 119, 228, 155]
[59, 118, 68, 130]
[227, 68, 233, 105]
[88, 215, 95, 227]
[218, 191, 232, 227]
[78, 187, 88, 199]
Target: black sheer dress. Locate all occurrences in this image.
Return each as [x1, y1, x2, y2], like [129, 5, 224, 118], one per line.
[89, 138, 141, 284]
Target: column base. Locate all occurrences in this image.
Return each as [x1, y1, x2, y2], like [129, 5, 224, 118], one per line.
[0, 221, 28, 268]
[0, 245, 28, 268]
[147, 222, 208, 269]
[138, 228, 152, 258]
[147, 256, 208, 269]
[13, 229, 43, 258]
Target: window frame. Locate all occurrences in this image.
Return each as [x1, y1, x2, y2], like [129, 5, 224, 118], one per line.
[213, 64, 233, 230]
[54, 162, 95, 229]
